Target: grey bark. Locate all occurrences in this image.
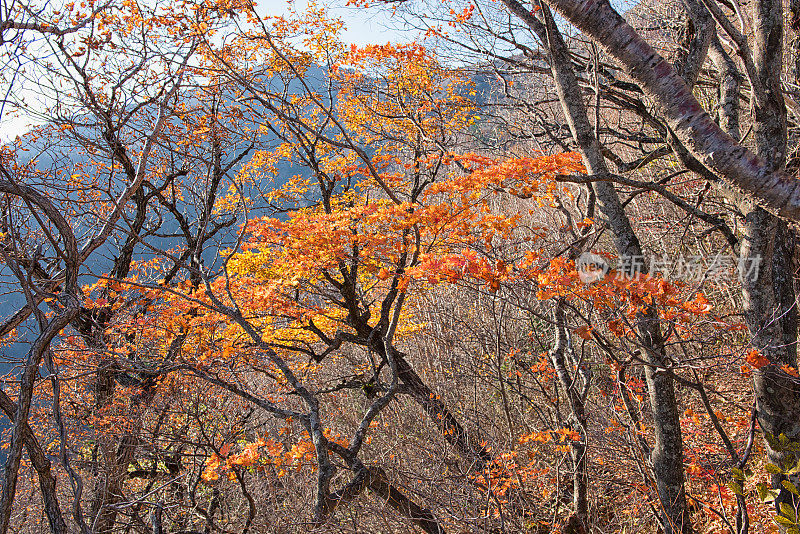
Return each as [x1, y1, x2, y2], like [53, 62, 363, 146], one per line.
[743, 0, 800, 524]
[364, 466, 446, 534]
[326, 443, 447, 534]
[541, 0, 800, 221]
[500, 1, 692, 531]
[521, 1, 800, 522]
[151, 502, 163, 534]
[708, 33, 741, 140]
[674, 0, 714, 87]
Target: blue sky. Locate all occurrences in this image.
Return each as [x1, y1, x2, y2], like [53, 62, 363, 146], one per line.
[0, 0, 408, 140]
[2, 0, 639, 140]
[261, 0, 408, 45]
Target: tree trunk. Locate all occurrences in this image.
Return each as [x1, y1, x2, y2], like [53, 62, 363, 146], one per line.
[392, 347, 492, 470]
[552, 301, 589, 527]
[742, 0, 800, 524]
[0, 390, 67, 534]
[541, 0, 800, 221]
[708, 33, 740, 140]
[500, 2, 693, 530]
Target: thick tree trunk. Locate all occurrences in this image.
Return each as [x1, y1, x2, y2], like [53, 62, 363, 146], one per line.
[741, 208, 800, 517]
[742, 0, 800, 524]
[324, 444, 447, 534]
[89, 359, 125, 533]
[88, 357, 153, 533]
[347, 300, 492, 470]
[500, 1, 692, 530]
[392, 347, 492, 470]
[748, 0, 800, 523]
[540, 0, 800, 221]
[673, 0, 713, 87]
[365, 466, 446, 534]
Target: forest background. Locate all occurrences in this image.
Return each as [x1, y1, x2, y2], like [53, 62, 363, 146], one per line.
[0, 0, 799, 533]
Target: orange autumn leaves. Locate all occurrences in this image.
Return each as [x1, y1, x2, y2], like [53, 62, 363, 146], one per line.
[174, 143, 724, 373]
[742, 348, 800, 376]
[470, 427, 581, 513]
[132, 150, 590, 398]
[519, 428, 582, 444]
[236, 152, 584, 281]
[202, 438, 316, 482]
[220, 152, 583, 347]
[746, 349, 770, 369]
[536, 258, 714, 323]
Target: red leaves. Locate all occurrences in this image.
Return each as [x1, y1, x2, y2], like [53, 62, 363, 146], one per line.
[574, 325, 592, 340]
[746, 349, 770, 369]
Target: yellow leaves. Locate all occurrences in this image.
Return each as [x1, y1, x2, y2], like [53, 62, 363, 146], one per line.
[335, 42, 476, 155]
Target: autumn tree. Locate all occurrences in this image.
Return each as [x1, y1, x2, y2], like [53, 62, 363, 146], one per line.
[0, 0, 244, 529]
[7, 0, 800, 533]
[358, 0, 800, 531]
[503, 1, 800, 531]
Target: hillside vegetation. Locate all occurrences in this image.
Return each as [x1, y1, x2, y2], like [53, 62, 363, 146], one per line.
[1, 0, 800, 533]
